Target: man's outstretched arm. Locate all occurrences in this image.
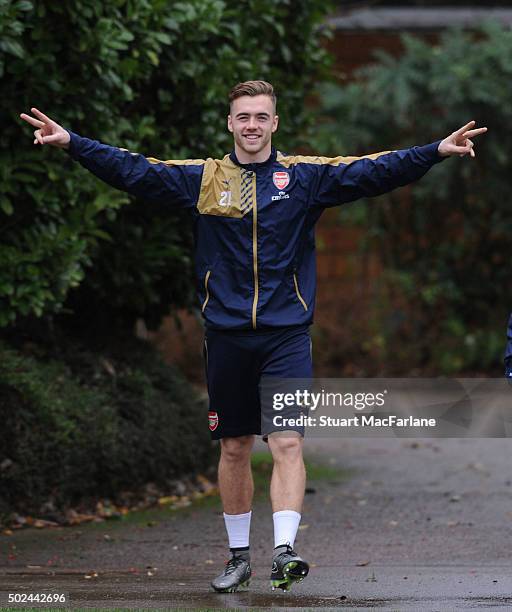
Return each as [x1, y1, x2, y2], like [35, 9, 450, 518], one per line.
[313, 121, 487, 208]
[19, 108, 204, 208]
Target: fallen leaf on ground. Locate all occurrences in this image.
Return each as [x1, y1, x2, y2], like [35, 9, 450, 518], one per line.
[405, 442, 421, 449]
[197, 474, 216, 494]
[65, 510, 98, 525]
[158, 496, 179, 505]
[34, 519, 59, 528]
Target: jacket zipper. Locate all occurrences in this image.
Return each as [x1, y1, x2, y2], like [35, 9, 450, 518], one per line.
[201, 270, 211, 313]
[251, 195, 258, 329]
[293, 271, 308, 311]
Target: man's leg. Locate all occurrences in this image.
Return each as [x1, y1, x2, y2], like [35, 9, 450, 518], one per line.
[259, 326, 313, 591]
[218, 435, 255, 514]
[268, 432, 305, 549]
[260, 326, 311, 542]
[205, 330, 261, 592]
[267, 432, 309, 590]
[268, 432, 305, 515]
[211, 435, 256, 592]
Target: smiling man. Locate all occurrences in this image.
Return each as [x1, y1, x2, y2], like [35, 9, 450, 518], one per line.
[20, 80, 487, 594]
[228, 88, 278, 161]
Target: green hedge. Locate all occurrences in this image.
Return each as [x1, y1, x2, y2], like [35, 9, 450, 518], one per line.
[1, 0, 332, 333]
[313, 22, 512, 374]
[0, 336, 213, 518]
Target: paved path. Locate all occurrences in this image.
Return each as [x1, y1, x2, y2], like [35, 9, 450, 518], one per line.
[1, 438, 512, 610]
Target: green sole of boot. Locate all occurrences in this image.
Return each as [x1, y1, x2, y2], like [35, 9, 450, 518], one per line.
[271, 561, 309, 591]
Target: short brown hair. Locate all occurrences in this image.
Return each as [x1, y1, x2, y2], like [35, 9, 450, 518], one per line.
[229, 80, 276, 111]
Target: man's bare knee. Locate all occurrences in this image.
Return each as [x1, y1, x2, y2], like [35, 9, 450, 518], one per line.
[268, 433, 303, 462]
[220, 435, 254, 462]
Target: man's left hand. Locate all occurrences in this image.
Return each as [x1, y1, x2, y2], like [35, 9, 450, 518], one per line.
[437, 121, 487, 158]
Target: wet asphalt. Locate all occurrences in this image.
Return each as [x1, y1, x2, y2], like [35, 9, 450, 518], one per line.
[1, 437, 512, 610]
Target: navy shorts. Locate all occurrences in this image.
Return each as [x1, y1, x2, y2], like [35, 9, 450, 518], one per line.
[204, 325, 313, 440]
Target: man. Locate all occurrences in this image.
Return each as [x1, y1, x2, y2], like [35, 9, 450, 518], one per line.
[20, 80, 486, 593]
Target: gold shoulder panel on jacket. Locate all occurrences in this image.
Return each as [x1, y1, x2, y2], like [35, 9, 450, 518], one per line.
[145, 157, 207, 166]
[276, 150, 393, 168]
[197, 156, 250, 218]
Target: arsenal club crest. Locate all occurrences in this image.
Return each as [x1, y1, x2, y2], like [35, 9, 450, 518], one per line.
[208, 411, 219, 431]
[273, 171, 290, 190]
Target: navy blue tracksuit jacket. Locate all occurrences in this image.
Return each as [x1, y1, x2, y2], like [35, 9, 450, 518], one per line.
[66, 131, 444, 330]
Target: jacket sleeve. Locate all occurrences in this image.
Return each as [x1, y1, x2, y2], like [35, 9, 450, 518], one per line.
[66, 131, 204, 208]
[312, 141, 445, 208]
[505, 313, 512, 369]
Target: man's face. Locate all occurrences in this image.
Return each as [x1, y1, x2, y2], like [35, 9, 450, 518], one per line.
[227, 95, 278, 156]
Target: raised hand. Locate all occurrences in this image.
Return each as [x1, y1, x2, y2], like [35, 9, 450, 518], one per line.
[19, 108, 70, 149]
[437, 120, 487, 158]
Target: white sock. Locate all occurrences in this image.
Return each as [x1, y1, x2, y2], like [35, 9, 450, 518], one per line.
[223, 510, 252, 549]
[273, 510, 301, 548]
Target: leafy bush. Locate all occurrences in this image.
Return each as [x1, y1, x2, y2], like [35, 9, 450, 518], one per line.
[0, 335, 213, 517]
[0, 0, 332, 333]
[313, 22, 512, 373]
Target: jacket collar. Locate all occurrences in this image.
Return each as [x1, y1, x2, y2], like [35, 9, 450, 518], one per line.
[229, 146, 277, 170]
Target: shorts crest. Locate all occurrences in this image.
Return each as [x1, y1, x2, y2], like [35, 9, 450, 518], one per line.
[208, 411, 219, 431]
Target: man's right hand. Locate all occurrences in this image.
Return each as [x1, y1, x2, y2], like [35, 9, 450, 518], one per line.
[19, 108, 70, 149]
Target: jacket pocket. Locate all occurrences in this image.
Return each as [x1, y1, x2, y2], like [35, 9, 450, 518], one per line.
[293, 272, 308, 312]
[201, 270, 211, 313]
